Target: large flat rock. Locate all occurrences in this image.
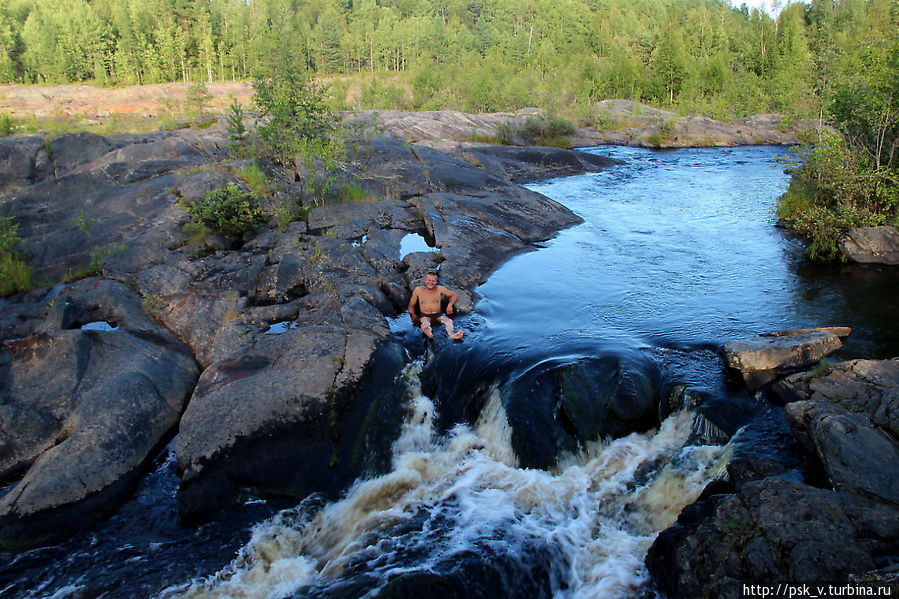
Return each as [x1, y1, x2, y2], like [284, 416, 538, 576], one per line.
[722, 327, 851, 390]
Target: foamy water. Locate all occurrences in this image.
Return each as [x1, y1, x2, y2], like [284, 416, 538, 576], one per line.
[164, 358, 729, 599]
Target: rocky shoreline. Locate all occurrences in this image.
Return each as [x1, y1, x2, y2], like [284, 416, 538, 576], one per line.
[648, 330, 899, 597]
[0, 118, 614, 545]
[1, 109, 897, 596]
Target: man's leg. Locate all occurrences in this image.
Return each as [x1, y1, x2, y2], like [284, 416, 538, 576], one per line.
[420, 316, 434, 338]
[439, 316, 464, 340]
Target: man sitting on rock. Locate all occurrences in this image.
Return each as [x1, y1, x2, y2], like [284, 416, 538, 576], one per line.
[408, 271, 464, 340]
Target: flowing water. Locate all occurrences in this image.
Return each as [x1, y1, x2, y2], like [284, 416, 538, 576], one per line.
[3, 146, 898, 599]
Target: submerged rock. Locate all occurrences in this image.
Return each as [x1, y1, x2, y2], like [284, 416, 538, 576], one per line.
[722, 327, 851, 390]
[500, 355, 661, 469]
[839, 226, 899, 266]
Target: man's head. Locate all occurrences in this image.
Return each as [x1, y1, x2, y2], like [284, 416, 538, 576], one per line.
[424, 272, 438, 289]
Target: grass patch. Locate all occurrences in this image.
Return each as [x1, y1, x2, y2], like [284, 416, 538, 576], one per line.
[471, 115, 576, 148]
[236, 161, 270, 196]
[517, 115, 575, 148]
[335, 181, 376, 202]
[0, 216, 32, 296]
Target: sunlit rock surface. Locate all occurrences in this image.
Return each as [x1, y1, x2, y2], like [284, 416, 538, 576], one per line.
[723, 327, 851, 390]
[839, 226, 899, 266]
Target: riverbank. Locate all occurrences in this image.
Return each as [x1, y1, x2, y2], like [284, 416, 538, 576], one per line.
[0, 82, 814, 149]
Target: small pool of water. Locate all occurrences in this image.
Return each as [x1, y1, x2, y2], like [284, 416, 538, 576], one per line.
[80, 321, 118, 332]
[264, 321, 298, 335]
[399, 233, 436, 260]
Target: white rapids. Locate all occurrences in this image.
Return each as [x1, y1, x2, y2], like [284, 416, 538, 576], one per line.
[164, 358, 730, 599]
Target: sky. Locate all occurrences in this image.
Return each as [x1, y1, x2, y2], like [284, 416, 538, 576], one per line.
[732, 0, 809, 17]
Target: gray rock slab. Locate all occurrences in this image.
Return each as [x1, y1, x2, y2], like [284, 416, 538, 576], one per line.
[174, 294, 392, 521]
[773, 358, 899, 437]
[786, 399, 899, 505]
[723, 328, 850, 390]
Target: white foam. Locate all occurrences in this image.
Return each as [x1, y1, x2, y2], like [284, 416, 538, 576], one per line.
[169, 360, 728, 599]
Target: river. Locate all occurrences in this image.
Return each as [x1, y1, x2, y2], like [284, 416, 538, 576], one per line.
[3, 145, 898, 598]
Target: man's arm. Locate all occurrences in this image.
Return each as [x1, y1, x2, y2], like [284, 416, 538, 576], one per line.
[408, 287, 420, 316]
[439, 286, 458, 314]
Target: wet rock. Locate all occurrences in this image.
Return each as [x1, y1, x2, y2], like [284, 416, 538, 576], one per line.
[839, 226, 899, 266]
[500, 355, 660, 469]
[646, 478, 899, 598]
[0, 279, 198, 548]
[722, 327, 851, 390]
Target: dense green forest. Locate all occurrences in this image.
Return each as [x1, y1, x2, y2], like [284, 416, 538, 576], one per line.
[0, 0, 894, 120]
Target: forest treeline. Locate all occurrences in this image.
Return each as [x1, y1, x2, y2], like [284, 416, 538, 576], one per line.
[0, 0, 894, 119]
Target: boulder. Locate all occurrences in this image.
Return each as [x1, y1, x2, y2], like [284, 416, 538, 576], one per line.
[722, 327, 851, 390]
[786, 399, 899, 505]
[772, 358, 899, 436]
[839, 226, 899, 266]
[0, 279, 198, 548]
[772, 358, 899, 505]
[174, 295, 402, 522]
[646, 478, 899, 598]
[499, 355, 661, 469]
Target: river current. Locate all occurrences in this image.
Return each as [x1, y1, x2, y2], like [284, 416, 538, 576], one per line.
[3, 145, 898, 598]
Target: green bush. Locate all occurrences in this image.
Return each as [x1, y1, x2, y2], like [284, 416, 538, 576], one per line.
[778, 129, 896, 261]
[184, 183, 266, 238]
[0, 113, 16, 137]
[517, 115, 575, 148]
[0, 216, 32, 296]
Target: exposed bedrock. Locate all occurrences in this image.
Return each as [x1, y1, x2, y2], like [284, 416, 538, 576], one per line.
[722, 327, 851, 390]
[0, 124, 614, 536]
[0, 278, 198, 548]
[647, 354, 899, 597]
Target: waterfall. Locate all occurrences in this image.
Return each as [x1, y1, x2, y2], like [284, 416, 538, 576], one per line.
[164, 358, 729, 599]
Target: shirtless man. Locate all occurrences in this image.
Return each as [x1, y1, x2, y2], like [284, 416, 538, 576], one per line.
[408, 272, 464, 340]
